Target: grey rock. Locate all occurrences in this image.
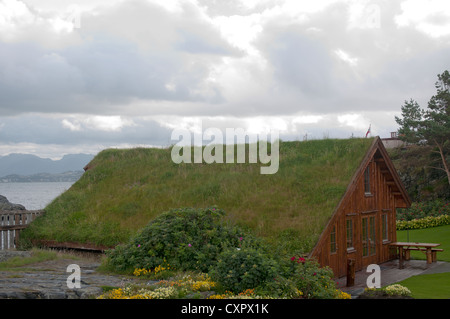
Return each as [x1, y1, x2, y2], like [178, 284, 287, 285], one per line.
[0, 251, 32, 262]
[0, 195, 26, 210]
[0, 255, 141, 299]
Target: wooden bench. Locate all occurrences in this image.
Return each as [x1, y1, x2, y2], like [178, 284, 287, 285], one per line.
[390, 242, 442, 269]
[403, 247, 444, 262]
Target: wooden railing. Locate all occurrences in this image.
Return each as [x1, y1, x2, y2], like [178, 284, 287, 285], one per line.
[0, 210, 44, 250]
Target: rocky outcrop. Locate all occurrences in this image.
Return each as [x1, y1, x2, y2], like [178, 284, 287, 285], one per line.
[0, 252, 140, 299]
[0, 195, 25, 210]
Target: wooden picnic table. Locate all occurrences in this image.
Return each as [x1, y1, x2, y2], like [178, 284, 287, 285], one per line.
[389, 242, 442, 269]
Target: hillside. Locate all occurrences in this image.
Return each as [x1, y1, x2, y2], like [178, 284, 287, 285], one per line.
[20, 138, 374, 254]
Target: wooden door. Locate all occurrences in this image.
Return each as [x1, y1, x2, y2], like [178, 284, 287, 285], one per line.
[361, 214, 377, 266]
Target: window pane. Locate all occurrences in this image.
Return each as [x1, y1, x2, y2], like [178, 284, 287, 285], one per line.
[369, 216, 376, 255]
[382, 214, 388, 241]
[346, 219, 353, 249]
[362, 218, 368, 256]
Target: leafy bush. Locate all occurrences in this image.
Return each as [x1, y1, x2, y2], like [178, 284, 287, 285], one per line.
[396, 214, 450, 230]
[210, 247, 279, 293]
[105, 206, 345, 299]
[284, 256, 338, 299]
[106, 207, 258, 273]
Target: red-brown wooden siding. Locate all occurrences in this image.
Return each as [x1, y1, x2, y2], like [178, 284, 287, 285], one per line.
[310, 140, 410, 278]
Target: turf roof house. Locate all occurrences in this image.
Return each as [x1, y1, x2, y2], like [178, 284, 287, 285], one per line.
[309, 136, 411, 277]
[30, 136, 410, 279]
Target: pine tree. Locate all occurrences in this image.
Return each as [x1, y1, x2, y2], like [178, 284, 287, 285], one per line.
[423, 70, 450, 185]
[395, 70, 450, 185]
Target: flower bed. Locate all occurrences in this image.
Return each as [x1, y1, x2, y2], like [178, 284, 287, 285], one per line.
[396, 214, 450, 230]
[102, 207, 352, 299]
[396, 200, 450, 230]
[358, 284, 412, 299]
[397, 200, 450, 221]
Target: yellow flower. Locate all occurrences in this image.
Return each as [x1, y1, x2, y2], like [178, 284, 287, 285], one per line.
[335, 290, 351, 299]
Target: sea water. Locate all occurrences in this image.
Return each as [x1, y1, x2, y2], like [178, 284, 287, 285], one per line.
[0, 182, 75, 210]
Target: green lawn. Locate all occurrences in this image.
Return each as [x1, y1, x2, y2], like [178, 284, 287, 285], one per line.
[396, 224, 450, 262]
[396, 225, 450, 298]
[396, 273, 450, 299]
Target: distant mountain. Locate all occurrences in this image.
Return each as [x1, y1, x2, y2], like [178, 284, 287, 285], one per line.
[0, 153, 94, 178]
[0, 171, 84, 183]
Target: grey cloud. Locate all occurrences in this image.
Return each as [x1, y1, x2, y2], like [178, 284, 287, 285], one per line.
[262, 29, 334, 98]
[0, 0, 239, 116]
[197, 0, 275, 17]
[0, 115, 173, 146]
[249, 1, 450, 115]
[1, 0, 450, 159]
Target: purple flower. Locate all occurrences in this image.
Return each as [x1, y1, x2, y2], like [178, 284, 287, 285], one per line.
[137, 244, 141, 248]
[188, 243, 192, 247]
[239, 237, 243, 241]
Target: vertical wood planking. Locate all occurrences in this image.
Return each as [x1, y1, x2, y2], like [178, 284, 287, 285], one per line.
[0, 210, 44, 250]
[311, 141, 411, 278]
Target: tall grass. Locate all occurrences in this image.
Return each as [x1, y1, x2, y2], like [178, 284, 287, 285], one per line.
[20, 138, 373, 255]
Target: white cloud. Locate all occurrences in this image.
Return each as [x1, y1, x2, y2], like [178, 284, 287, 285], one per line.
[62, 115, 136, 132]
[212, 13, 263, 55]
[395, 0, 450, 37]
[337, 113, 369, 131]
[292, 115, 323, 125]
[0, 0, 37, 40]
[246, 116, 288, 135]
[62, 119, 81, 131]
[347, 0, 381, 30]
[85, 116, 135, 132]
[334, 49, 359, 67]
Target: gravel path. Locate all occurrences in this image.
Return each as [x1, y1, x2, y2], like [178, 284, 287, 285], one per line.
[0, 251, 140, 299]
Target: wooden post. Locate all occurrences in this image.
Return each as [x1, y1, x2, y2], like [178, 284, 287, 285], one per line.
[346, 259, 355, 287]
[14, 214, 20, 249]
[398, 246, 404, 269]
[404, 249, 411, 261]
[426, 248, 432, 264]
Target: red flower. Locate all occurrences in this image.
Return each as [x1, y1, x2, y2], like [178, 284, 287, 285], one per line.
[298, 257, 306, 264]
[290, 256, 296, 261]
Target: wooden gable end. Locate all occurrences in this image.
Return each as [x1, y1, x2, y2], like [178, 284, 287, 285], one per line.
[309, 137, 411, 277]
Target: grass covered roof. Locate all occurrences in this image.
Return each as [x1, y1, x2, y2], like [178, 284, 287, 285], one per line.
[22, 137, 375, 254]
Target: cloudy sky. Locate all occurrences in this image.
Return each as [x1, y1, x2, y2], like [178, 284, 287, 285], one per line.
[0, 0, 449, 159]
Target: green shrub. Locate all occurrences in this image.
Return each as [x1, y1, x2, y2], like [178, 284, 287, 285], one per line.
[285, 256, 337, 299]
[396, 214, 450, 230]
[106, 207, 258, 273]
[257, 275, 302, 298]
[210, 247, 279, 293]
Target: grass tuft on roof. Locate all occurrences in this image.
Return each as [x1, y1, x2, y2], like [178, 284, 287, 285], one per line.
[21, 138, 374, 255]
